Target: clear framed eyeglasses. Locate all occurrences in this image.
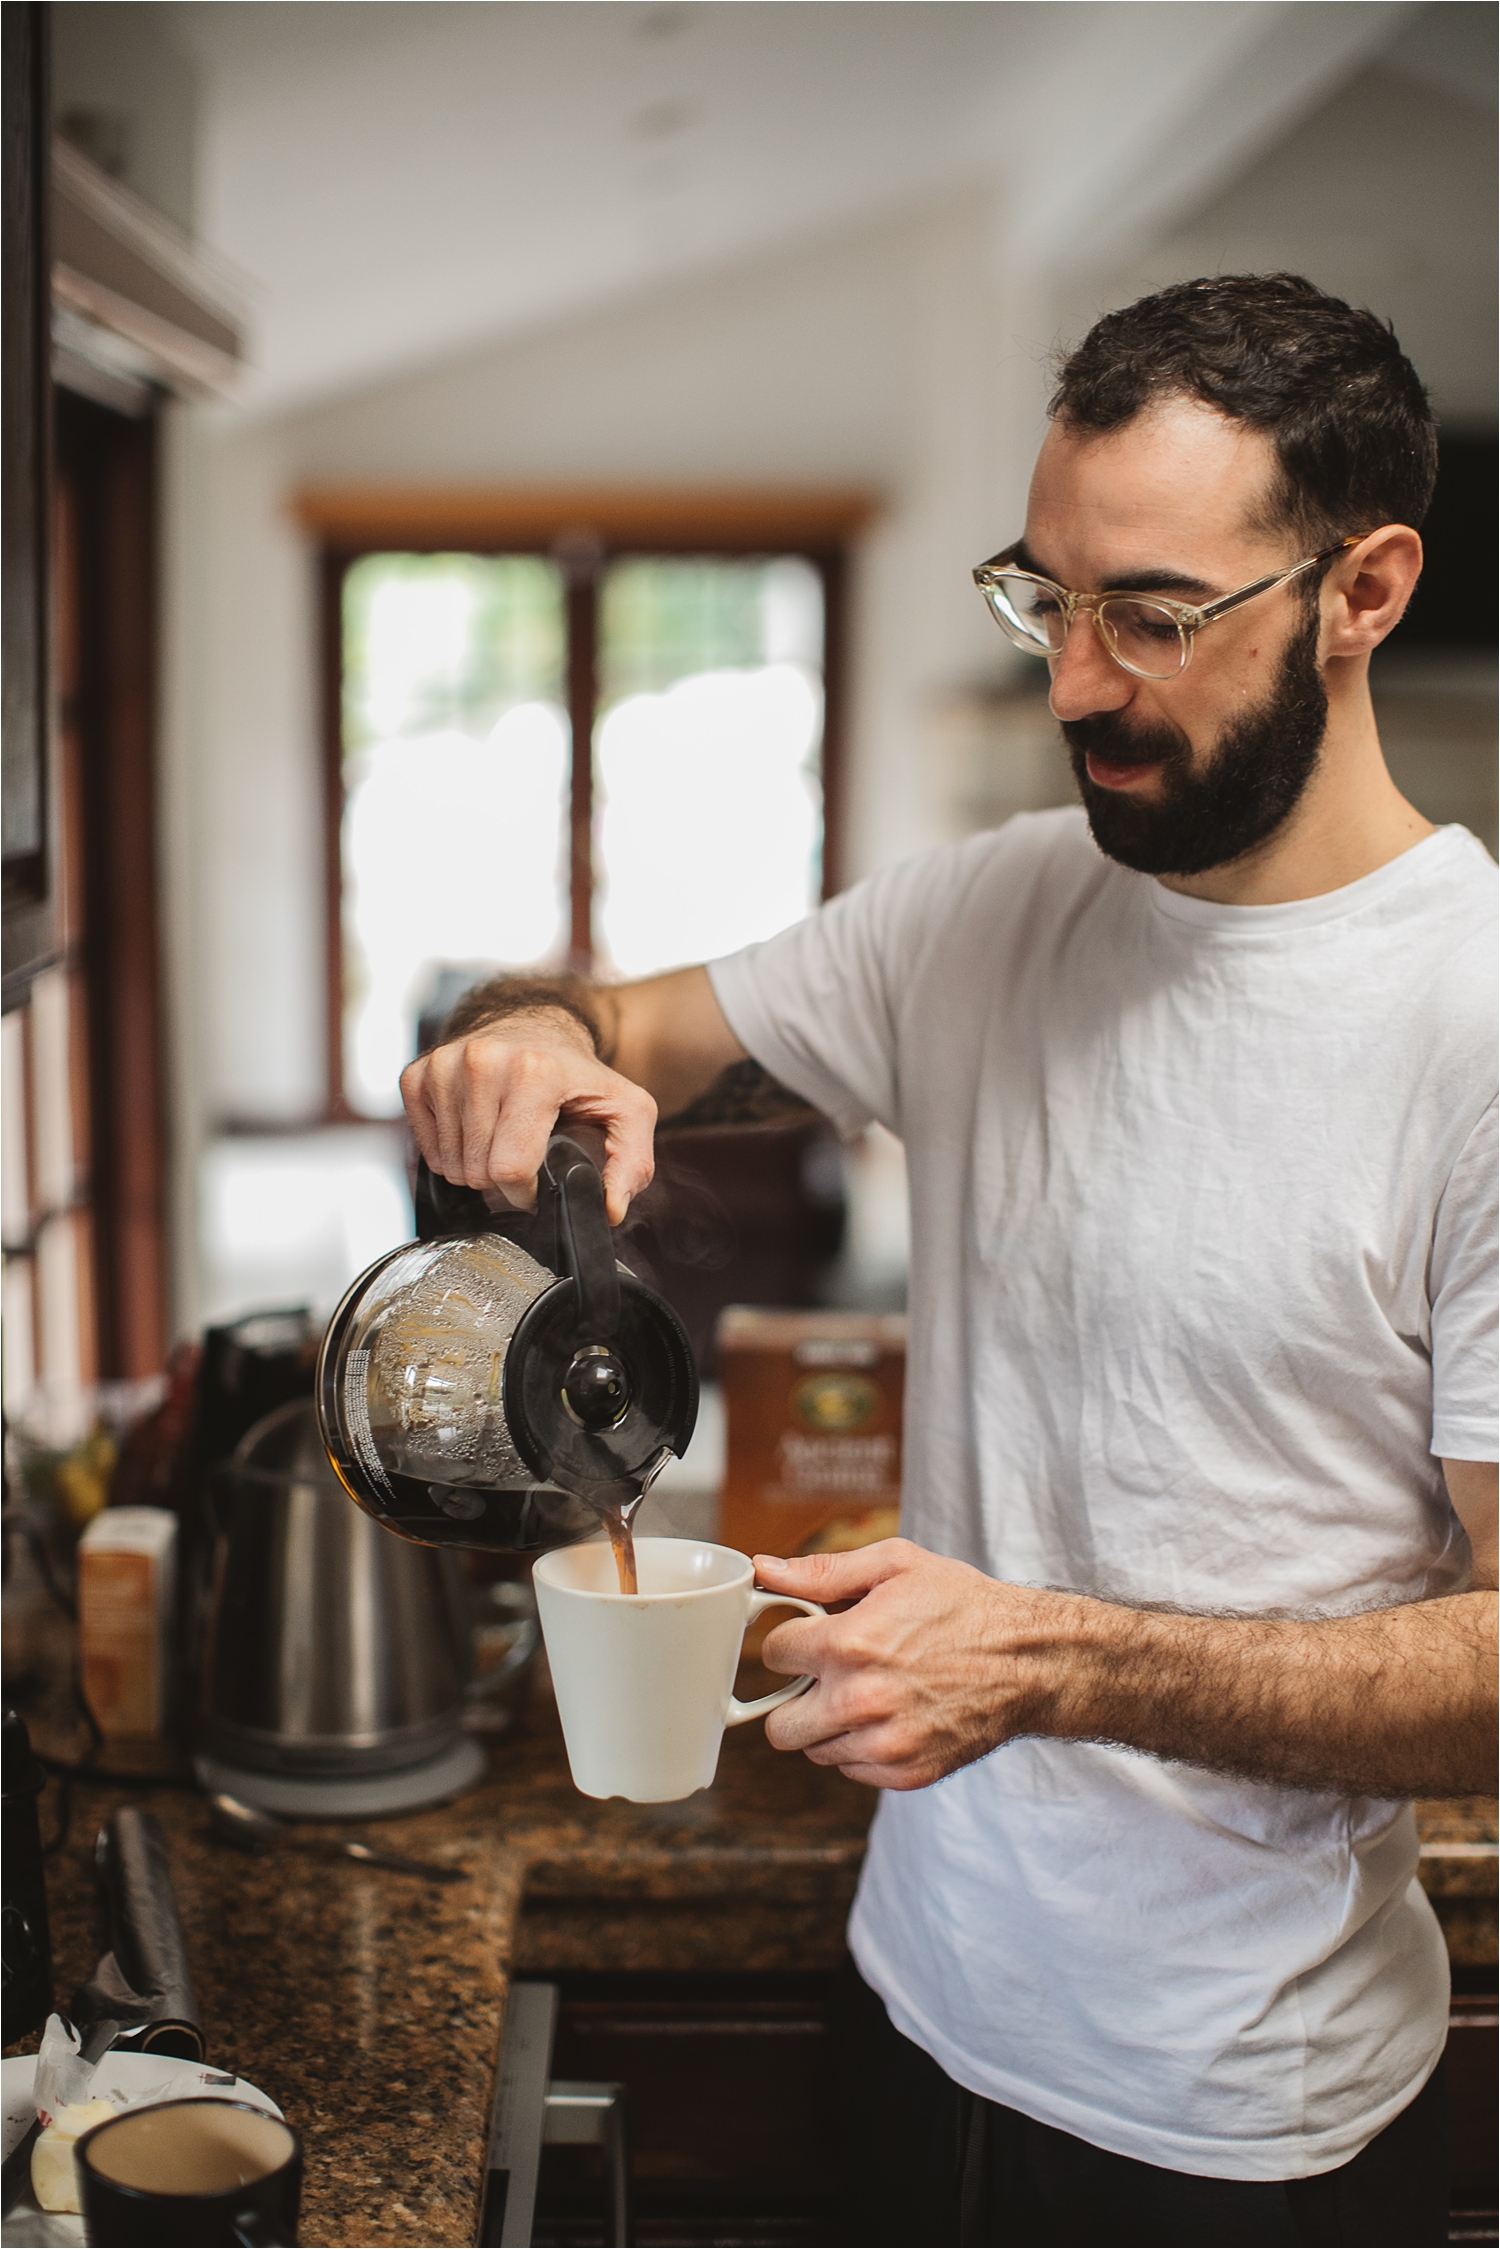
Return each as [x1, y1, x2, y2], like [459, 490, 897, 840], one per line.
[972, 536, 1361, 681]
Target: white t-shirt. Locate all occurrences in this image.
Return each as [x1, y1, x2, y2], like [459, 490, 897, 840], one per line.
[709, 810, 1497, 2183]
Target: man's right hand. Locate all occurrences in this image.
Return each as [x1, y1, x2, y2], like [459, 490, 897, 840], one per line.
[400, 1008, 658, 1226]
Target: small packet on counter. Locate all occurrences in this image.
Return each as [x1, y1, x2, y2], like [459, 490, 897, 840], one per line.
[33, 2014, 97, 2124]
[26, 2014, 233, 2214]
[31, 2100, 117, 2214]
[31, 2015, 116, 2214]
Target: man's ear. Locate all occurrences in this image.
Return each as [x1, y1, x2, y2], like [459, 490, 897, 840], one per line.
[1322, 525, 1424, 659]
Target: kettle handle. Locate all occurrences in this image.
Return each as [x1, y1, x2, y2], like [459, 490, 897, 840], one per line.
[543, 1134, 621, 1340]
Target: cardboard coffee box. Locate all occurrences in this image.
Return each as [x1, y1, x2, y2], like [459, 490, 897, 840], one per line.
[718, 1307, 906, 1559]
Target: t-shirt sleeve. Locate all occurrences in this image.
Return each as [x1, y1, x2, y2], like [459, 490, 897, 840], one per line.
[707, 848, 949, 1138]
[1430, 1096, 1498, 1461]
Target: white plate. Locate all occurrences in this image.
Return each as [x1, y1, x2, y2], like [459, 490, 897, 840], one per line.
[2, 2053, 282, 2249]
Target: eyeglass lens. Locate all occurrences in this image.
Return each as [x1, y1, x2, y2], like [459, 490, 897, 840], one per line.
[984, 573, 1188, 680]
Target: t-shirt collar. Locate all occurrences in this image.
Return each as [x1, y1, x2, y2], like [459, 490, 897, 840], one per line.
[1146, 826, 1464, 934]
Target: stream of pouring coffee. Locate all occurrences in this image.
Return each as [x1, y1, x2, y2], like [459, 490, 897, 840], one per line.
[604, 1502, 638, 1595]
[584, 1447, 674, 1593]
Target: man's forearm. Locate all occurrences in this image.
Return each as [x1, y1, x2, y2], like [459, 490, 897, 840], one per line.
[1044, 1586, 1498, 1797]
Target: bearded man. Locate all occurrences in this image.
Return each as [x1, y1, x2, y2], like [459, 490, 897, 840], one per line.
[403, 275, 1497, 2248]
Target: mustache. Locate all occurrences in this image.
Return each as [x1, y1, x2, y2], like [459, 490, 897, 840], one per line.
[1061, 711, 1190, 770]
[1059, 599, 1329, 879]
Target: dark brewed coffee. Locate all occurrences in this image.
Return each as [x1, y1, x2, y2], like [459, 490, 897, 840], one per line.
[323, 1442, 650, 1591]
[599, 1496, 639, 1594]
[321, 1450, 602, 1554]
[573, 1460, 674, 1594]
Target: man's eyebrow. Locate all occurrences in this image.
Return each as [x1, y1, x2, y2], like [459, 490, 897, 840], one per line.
[1010, 539, 1054, 579]
[1012, 539, 1218, 601]
[1104, 565, 1219, 600]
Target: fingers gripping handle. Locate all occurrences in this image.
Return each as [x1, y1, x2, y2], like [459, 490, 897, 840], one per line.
[725, 1589, 826, 1725]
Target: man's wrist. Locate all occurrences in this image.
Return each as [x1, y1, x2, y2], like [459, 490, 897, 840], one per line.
[472, 1003, 599, 1060]
[1015, 1586, 1172, 1749]
[592, 987, 620, 1066]
[977, 1579, 1113, 1743]
[436, 974, 609, 1061]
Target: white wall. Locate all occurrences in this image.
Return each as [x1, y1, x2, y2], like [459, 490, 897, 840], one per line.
[1055, 55, 1497, 430]
[190, 188, 1041, 1144]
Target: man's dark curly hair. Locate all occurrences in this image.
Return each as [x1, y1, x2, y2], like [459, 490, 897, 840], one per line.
[1050, 274, 1438, 555]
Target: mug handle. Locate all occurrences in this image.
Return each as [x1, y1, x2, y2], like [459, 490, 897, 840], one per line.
[725, 1589, 826, 1725]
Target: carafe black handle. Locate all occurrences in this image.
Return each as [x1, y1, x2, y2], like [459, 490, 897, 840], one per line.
[543, 1134, 621, 1341]
[413, 1160, 493, 1243]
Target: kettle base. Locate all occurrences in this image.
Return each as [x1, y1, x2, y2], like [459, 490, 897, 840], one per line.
[193, 1736, 485, 1822]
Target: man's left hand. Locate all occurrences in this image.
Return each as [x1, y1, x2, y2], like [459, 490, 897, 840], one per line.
[753, 1541, 1057, 1789]
[753, 1513, 1499, 1799]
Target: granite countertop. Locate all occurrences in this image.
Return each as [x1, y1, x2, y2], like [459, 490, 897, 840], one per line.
[24, 1666, 872, 2249]
[19, 1668, 1497, 2249]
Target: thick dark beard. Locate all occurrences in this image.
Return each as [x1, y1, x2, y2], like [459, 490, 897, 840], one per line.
[1063, 605, 1328, 877]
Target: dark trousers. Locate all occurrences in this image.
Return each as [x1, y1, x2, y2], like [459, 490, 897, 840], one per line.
[835, 1956, 1450, 2248]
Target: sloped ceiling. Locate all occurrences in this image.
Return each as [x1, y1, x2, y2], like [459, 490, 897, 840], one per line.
[155, 0, 1435, 418]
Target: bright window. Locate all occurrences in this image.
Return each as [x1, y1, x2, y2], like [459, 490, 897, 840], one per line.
[336, 548, 827, 1117]
[595, 555, 824, 977]
[340, 554, 569, 1116]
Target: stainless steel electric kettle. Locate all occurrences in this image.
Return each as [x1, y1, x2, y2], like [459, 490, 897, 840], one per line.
[316, 1133, 699, 1554]
[198, 1400, 535, 1780]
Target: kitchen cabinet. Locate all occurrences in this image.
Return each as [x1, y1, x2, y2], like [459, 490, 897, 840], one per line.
[534, 1973, 838, 2247]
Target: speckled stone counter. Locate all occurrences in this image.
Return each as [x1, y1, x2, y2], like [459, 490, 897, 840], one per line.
[1413, 1794, 1500, 1967]
[24, 1665, 872, 2248]
[20, 1669, 1496, 2248]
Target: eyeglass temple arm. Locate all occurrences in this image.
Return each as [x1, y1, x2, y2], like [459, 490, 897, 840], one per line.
[1193, 537, 1362, 627]
[972, 544, 1023, 585]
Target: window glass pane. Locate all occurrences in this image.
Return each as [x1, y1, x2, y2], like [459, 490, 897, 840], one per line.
[340, 554, 568, 1118]
[595, 556, 824, 979]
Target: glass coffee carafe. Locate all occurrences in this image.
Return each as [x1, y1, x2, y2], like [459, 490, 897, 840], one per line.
[317, 1134, 698, 1558]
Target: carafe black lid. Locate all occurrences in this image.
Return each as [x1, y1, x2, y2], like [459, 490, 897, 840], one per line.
[503, 1268, 697, 1496]
[415, 1135, 699, 1495]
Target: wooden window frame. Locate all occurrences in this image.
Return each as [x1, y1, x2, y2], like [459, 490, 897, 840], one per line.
[302, 485, 877, 1122]
[50, 390, 169, 1379]
[2, 1, 54, 1010]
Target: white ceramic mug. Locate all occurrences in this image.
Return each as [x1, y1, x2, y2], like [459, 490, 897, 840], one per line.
[532, 1537, 825, 1802]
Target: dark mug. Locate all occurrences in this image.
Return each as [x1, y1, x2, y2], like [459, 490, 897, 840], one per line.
[76, 2098, 301, 2246]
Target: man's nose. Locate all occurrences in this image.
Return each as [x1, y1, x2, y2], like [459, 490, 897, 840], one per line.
[1047, 613, 1132, 722]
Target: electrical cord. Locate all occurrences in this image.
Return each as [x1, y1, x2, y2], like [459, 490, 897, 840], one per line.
[1, 1504, 77, 1619]
[38, 1752, 197, 1788]
[39, 1751, 201, 1857]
